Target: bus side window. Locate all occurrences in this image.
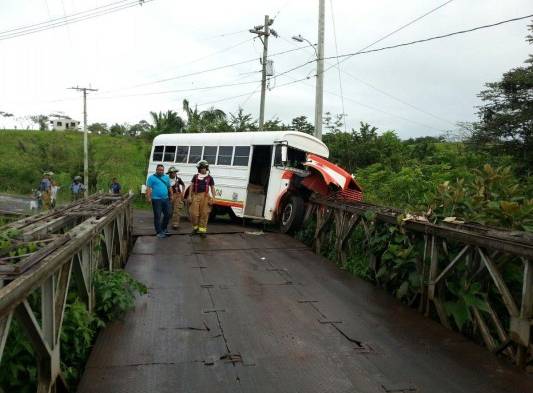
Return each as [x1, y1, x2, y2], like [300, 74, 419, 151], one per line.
[189, 146, 203, 164]
[164, 146, 176, 162]
[153, 146, 164, 161]
[175, 146, 189, 163]
[233, 146, 250, 166]
[217, 146, 233, 165]
[203, 146, 217, 165]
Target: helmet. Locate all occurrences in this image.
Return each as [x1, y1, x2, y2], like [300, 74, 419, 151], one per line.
[196, 160, 209, 169]
[74, 175, 82, 181]
[167, 166, 178, 174]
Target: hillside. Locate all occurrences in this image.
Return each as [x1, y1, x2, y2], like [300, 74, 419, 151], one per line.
[0, 131, 151, 202]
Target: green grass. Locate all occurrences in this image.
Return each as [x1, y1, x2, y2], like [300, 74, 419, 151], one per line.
[0, 130, 151, 201]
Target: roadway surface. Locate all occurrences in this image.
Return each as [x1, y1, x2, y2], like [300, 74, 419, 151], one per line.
[77, 211, 533, 393]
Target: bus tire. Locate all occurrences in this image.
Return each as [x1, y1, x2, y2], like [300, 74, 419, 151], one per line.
[280, 195, 305, 233]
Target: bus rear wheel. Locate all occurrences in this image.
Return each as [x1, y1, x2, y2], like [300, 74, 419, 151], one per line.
[280, 195, 305, 233]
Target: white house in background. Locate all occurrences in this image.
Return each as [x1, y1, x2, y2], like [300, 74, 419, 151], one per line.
[49, 114, 80, 131]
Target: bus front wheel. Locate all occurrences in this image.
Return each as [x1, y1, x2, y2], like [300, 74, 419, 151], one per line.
[280, 195, 305, 233]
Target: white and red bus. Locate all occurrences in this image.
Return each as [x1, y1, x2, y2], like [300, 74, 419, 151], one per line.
[146, 131, 362, 232]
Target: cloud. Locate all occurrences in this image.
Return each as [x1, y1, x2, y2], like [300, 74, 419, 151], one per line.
[0, 0, 531, 137]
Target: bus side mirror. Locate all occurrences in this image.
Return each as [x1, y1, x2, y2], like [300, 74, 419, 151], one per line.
[281, 145, 288, 163]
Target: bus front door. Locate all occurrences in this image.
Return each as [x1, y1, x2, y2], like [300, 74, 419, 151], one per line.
[244, 145, 273, 218]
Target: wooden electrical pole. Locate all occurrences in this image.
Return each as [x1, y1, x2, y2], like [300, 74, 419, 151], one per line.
[68, 86, 98, 198]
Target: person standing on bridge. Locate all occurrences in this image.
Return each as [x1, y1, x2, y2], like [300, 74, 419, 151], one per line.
[188, 160, 215, 237]
[146, 164, 172, 238]
[38, 172, 52, 209]
[167, 166, 185, 230]
[70, 176, 85, 201]
[50, 180, 60, 209]
[109, 177, 121, 195]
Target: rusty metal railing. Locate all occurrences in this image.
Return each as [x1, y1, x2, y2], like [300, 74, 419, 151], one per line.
[308, 195, 533, 369]
[0, 193, 134, 391]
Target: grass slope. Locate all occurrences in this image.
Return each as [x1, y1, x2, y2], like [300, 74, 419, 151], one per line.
[0, 131, 151, 202]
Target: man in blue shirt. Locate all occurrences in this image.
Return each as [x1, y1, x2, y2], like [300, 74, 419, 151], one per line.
[110, 178, 121, 194]
[70, 176, 85, 201]
[146, 164, 172, 238]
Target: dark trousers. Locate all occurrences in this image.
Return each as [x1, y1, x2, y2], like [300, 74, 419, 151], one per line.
[152, 198, 171, 234]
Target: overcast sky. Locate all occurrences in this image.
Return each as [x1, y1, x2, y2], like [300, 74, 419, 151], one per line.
[0, 0, 531, 138]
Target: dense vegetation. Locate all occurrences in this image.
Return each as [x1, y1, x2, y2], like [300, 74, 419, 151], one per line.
[0, 21, 531, 391]
[0, 131, 151, 202]
[0, 268, 147, 392]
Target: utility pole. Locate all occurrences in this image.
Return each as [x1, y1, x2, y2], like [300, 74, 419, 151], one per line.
[68, 86, 98, 198]
[250, 15, 275, 130]
[315, 0, 325, 140]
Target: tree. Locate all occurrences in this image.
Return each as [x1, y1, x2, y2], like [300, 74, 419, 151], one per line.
[109, 123, 128, 136]
[149, 110, 185, 134]
[88, 123, 109, 134]
[323, 111, 345, 133]
[472, 22, 533, 172]
[229, 108, 257, 132]
[128, 120, 151, 137]
[263, 117, 286, 131]
[291, 116, 314, 134]
[30, 114, 49, 131]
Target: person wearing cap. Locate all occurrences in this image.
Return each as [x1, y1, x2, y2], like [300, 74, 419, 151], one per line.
[38, 172, 52, 209]
[146, 164, 172, 238]
[70, 176, 85, 201]
[167, 167, 185, 229]
[188, 160, 216, 237]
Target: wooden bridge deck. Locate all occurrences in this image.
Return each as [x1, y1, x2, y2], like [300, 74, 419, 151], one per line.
[78, 215, 533, 393]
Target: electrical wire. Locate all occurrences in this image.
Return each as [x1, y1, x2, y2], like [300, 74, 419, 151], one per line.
[329, 0, 347, 131]
[271, 13, 533, 81]
[340, 70, 457, 127]
[101, 37, 256, 92]
[238, 88, 261, 108]
[0, 0, 155, 41]
[94, 79, 262, 100]
[109, 45, 316, 92]
[327, 0, 456, 71]
[274, 74, 447, 132]
[0, 0, 131, 35]
[196, 90, 260, 108]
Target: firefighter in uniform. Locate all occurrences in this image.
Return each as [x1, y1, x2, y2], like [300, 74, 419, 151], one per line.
[188, 160, 216, 237]
[167, 166, 185, 229]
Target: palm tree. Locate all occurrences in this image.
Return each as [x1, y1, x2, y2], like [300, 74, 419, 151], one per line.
[149, 110, 185, 134]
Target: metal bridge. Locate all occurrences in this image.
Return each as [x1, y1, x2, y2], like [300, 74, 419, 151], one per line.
[0, 195, 532, 393]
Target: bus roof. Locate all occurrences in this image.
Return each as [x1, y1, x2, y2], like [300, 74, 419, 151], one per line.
[153, 131, 329, 158]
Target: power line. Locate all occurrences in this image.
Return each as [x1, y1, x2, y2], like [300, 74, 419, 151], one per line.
[327, 13, 533, 63]
[269, 0, 457, 82]
[274, 74, 447, 132]
[340, 71, 457, 127]
[1, 0, 130, 35]
[328, 0, 456, 71]
[100, 37, 255, 93]
[271, 13, 533, 81]
[0, 0, 155, 41]
[94, 79, 262, 100]
[196, 90, 260, 108]
[108, 45, 314, 92]
[329, 0, 347, 131]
